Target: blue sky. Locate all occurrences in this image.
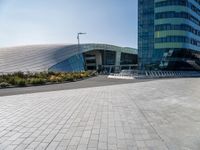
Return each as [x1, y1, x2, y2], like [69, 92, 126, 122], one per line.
[0, 0, 138, 48]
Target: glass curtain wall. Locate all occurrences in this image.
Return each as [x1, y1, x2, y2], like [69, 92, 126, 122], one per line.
[138, 0, 155, 70]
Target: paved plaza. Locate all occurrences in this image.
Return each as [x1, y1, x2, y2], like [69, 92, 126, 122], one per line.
[0, 78, 200, 150]
[0, 76, 150, 97]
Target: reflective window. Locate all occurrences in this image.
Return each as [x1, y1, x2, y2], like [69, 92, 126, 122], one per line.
[102, 51, 116, 65]
[138, 0, 155, 70]
[155, 11, 200, 26]
[155, 0, 200, 16]
[49, 54, 85, 72]
[155, 24, 200, 36]
[155, 36, 200, 47]
[120, 53, 137, 65]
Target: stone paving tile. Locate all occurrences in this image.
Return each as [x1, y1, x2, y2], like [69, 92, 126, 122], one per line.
[0, 78, 200, 150]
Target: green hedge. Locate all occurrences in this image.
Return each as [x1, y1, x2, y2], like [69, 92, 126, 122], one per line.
[0, 71, 96, 88]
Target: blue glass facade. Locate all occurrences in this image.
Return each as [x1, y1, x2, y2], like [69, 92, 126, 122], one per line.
[48, 44, 137, 72]
[138, 0, 200, 71]
[138, 0, 155, 70]
[48, 54, 85, 72]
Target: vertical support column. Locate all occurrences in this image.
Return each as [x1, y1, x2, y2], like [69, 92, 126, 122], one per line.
[115, 51, 121, 73]
[96, 51, 102, 70]
[129, 66, 131, 70]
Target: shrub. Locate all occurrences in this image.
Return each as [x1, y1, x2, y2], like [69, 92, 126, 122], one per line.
[13, 71, 25, 78]
[0, 71, 94, 87]
[29, 78, 46, 85]
[60, 73, 66, 78]
[15, 78, 26, 87]
[71, 73, 81, 79]
[7, 77, 17, 85]
[0, 77, 5, 83]
[80, 72, 90, 78]
[48, 71, 56, 76]
[49, 75, 63, 83]
[0, 82, 10, 88]
[62, 73, 74, 81]
[33, 72, 48, 79]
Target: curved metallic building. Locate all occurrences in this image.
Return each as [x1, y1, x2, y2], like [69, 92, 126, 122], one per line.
[0, 43, 137, 73]
[139, 0, 200, 70]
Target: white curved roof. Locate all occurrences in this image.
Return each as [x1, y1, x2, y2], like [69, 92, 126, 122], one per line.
[0, 44, 137, 73]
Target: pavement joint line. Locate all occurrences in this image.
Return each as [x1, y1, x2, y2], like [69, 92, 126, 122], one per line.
[125, 89, 170, 150]
[43, 96, 85, 150]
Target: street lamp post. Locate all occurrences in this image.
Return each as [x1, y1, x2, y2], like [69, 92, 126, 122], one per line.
[77, 32, 87, 70]
[77, 32, 86, 53]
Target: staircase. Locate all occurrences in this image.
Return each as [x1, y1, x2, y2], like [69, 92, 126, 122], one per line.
[159, 49, 174, 68]
[187, 60, 200, 70]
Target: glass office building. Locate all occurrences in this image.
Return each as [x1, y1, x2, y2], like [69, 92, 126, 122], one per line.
[138, 0, 200, 71]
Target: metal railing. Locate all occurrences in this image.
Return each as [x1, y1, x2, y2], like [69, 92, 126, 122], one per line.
[99, 65, 138, 74]
[138, 70, 200, 79]
[108, 70, 200, 80]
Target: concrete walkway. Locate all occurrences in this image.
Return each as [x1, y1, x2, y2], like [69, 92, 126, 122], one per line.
[0, 76, 150, 97]
[0, 78, 200, 150]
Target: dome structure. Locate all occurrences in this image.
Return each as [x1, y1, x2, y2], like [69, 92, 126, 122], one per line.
[0, 43, 137, 73]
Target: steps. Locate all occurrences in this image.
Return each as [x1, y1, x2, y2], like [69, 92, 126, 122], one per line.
[187, 60, 200, 70]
